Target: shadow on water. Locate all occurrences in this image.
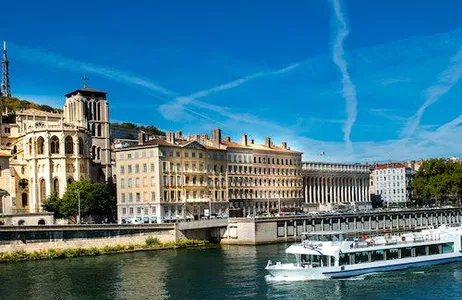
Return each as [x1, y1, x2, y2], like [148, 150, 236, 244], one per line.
[0, 244, 461, 300]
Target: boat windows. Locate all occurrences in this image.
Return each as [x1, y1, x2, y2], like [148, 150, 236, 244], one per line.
[415, 246, 427, 257]
[442, 243, 454, 254]
[428, 244, 440, 255]
[401, 247, 412, 258]
[371, 250, 385, 261]
[354, 252, 370, 264]
[385, 248, 399, 260]
[300, 254, 334, 267]
[339, 253, 350, 266]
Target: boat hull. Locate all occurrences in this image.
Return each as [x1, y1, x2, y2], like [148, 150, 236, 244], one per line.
[266, 253, 462, 280]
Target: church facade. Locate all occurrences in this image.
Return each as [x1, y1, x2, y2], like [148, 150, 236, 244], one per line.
[0, 87, 111, 225]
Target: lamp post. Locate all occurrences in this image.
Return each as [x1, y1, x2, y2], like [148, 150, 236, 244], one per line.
[77, 190, 81, 224]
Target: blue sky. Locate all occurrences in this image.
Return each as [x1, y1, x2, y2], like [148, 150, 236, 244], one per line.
[3, 0, 462, 162]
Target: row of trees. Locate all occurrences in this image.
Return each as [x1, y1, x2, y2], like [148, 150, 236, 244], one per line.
[42, 180, 116, 223]
[412, 159, 462, 206]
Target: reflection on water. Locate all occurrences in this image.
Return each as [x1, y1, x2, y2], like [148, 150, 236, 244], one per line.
[0, 244, 461, 300]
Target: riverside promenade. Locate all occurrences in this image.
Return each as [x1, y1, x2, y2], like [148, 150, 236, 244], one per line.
[0, 208, 461, 251]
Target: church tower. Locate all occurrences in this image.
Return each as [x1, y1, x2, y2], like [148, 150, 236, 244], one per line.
[1, 41, 11, 97]
[63, 83, 111, 183]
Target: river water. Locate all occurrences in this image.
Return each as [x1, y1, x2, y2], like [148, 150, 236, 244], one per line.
[1, 243, 461, 300]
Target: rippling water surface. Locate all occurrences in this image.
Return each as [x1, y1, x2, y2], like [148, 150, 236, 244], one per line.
[0, 243, 461, 300]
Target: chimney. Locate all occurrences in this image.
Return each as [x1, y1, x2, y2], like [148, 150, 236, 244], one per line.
[212, 128, 222, 147]
[138, 132, 145, 145]
[225, 136, 231, 142]
[166, 131, 176, 144]
[281, 142, 287, 149]
[265, 137, 271, 148]
[250, 139, 255, 144]
[241, 134, 248, 146]
[176, 131, 183, 140]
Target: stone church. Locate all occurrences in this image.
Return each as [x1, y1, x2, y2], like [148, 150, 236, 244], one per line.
[0, 87, 111, 224]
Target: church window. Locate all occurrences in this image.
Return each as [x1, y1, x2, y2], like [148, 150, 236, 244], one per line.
[39, 179, 46, 203]
[53, 178, 60, 195]
[65, 136, 73, 154]
[78, 137, 84, 155]
[97, 147, 101, 160]
[22, 193, 28, 207]
[91, 145, 96, 159]
[50, 136, 60, 154]
[37, 137, 45, 155]
[97, 124, 102, 137]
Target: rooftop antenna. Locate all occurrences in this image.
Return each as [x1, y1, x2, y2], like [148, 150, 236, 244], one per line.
[82, 75, 89, 88]
[1, 41, 11, 97]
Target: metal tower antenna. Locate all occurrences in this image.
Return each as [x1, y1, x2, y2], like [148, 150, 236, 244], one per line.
[1, 41, 11, 97]
[82, 75, 89, 88]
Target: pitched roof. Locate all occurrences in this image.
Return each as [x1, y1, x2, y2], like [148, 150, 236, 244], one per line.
[220, 140, 301, 154]
[17, 108, 62, 117]
[65, 87, 107, 97]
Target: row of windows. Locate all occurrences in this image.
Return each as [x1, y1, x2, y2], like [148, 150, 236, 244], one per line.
[228, 177, 302, 187]
[376, 188, 406, 195]
[162, 190, 226, 202]
[376, 168, 406, 174]
[229, 189, 303, 199]
[120, 191, 155, 203]
[228, 165, 300, 176]
[120, 177, 156, 189]
[120, 163, 155, 174]
[29, 136, 84, 155]
[339, 243, 454, 266]
[121, 206, 156, 216]
[376, 175, 406, 181]
[162, 162, 225, 173]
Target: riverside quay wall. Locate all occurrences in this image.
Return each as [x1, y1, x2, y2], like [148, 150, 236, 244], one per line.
[221, 208, 462, 245]
[0, 219, 228, 252]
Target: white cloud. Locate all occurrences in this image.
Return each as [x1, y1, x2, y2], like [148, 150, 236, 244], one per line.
[331, 0, 358, 150]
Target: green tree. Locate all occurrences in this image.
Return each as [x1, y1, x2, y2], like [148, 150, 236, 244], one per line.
[42, 180, 116, 223]
[412, 159, 462, 206]
[42, 193, 65, 219]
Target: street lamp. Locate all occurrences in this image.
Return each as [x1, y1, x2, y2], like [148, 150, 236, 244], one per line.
[77, 190, 81, 224]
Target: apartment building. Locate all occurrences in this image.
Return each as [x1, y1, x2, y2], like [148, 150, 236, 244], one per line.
[374, 163, 412, 207]
[115, 132, 228, 223]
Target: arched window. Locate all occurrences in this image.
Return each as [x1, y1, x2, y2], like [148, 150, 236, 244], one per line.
[53, 178, 59, 195]
[91, 124, 95, 136]
[78, 137, 84, 155]
[67, 177, 74, 184]
[50, 136, 60, 154]
[97, 124, 102, 137]
[65, 136, 73, 154]
[29, 138, 32, 155]
[37, 137, 45, 155]
[39, 178, 46, 203]
[97, 147, 101, 160]
[21, 193, 28, 207]
[91, 145, 96, 159]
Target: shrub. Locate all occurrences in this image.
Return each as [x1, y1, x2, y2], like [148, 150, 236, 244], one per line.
[145, 236, 161, 247]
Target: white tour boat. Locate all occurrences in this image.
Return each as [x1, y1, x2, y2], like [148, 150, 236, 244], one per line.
[266, 223, 462, 280]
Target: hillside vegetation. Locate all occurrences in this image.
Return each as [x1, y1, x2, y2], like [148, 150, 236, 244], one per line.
[1, 96, 62, 113]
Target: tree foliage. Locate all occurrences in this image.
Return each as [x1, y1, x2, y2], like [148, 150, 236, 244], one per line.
[412, 159, 462, 206]
[42, 180, 116, 222]
[0, 96, 62, 113]
[111, 122, 165, 136]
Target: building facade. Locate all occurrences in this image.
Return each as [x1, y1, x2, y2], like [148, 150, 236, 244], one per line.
[115, 129, 304, 222]
[373, 163, 412, 207]
[0, 87, 111, 225]
[219, 134, 303, 217]
[115, 133, 229, 223]
[302, 162, 371, 211]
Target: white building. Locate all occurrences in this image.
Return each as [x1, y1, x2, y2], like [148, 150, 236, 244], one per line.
[374, 163, 412, 207]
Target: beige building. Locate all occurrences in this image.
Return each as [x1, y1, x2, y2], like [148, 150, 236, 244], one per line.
[115, 129, 304, 222]
[115, 132, 228, 223]
[0, 87, 111, 225]
[218, 134, 303, 216]
[302, 161, 371, 211]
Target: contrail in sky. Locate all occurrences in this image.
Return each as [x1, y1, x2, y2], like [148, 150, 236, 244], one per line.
[401, 47, 462, 138]
[331, 0, 357, 150]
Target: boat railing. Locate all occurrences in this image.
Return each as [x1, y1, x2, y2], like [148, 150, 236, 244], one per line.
[350, 232, 442, 249]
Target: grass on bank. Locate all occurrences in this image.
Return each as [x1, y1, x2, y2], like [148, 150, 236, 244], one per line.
[0, 238, 209, 263]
